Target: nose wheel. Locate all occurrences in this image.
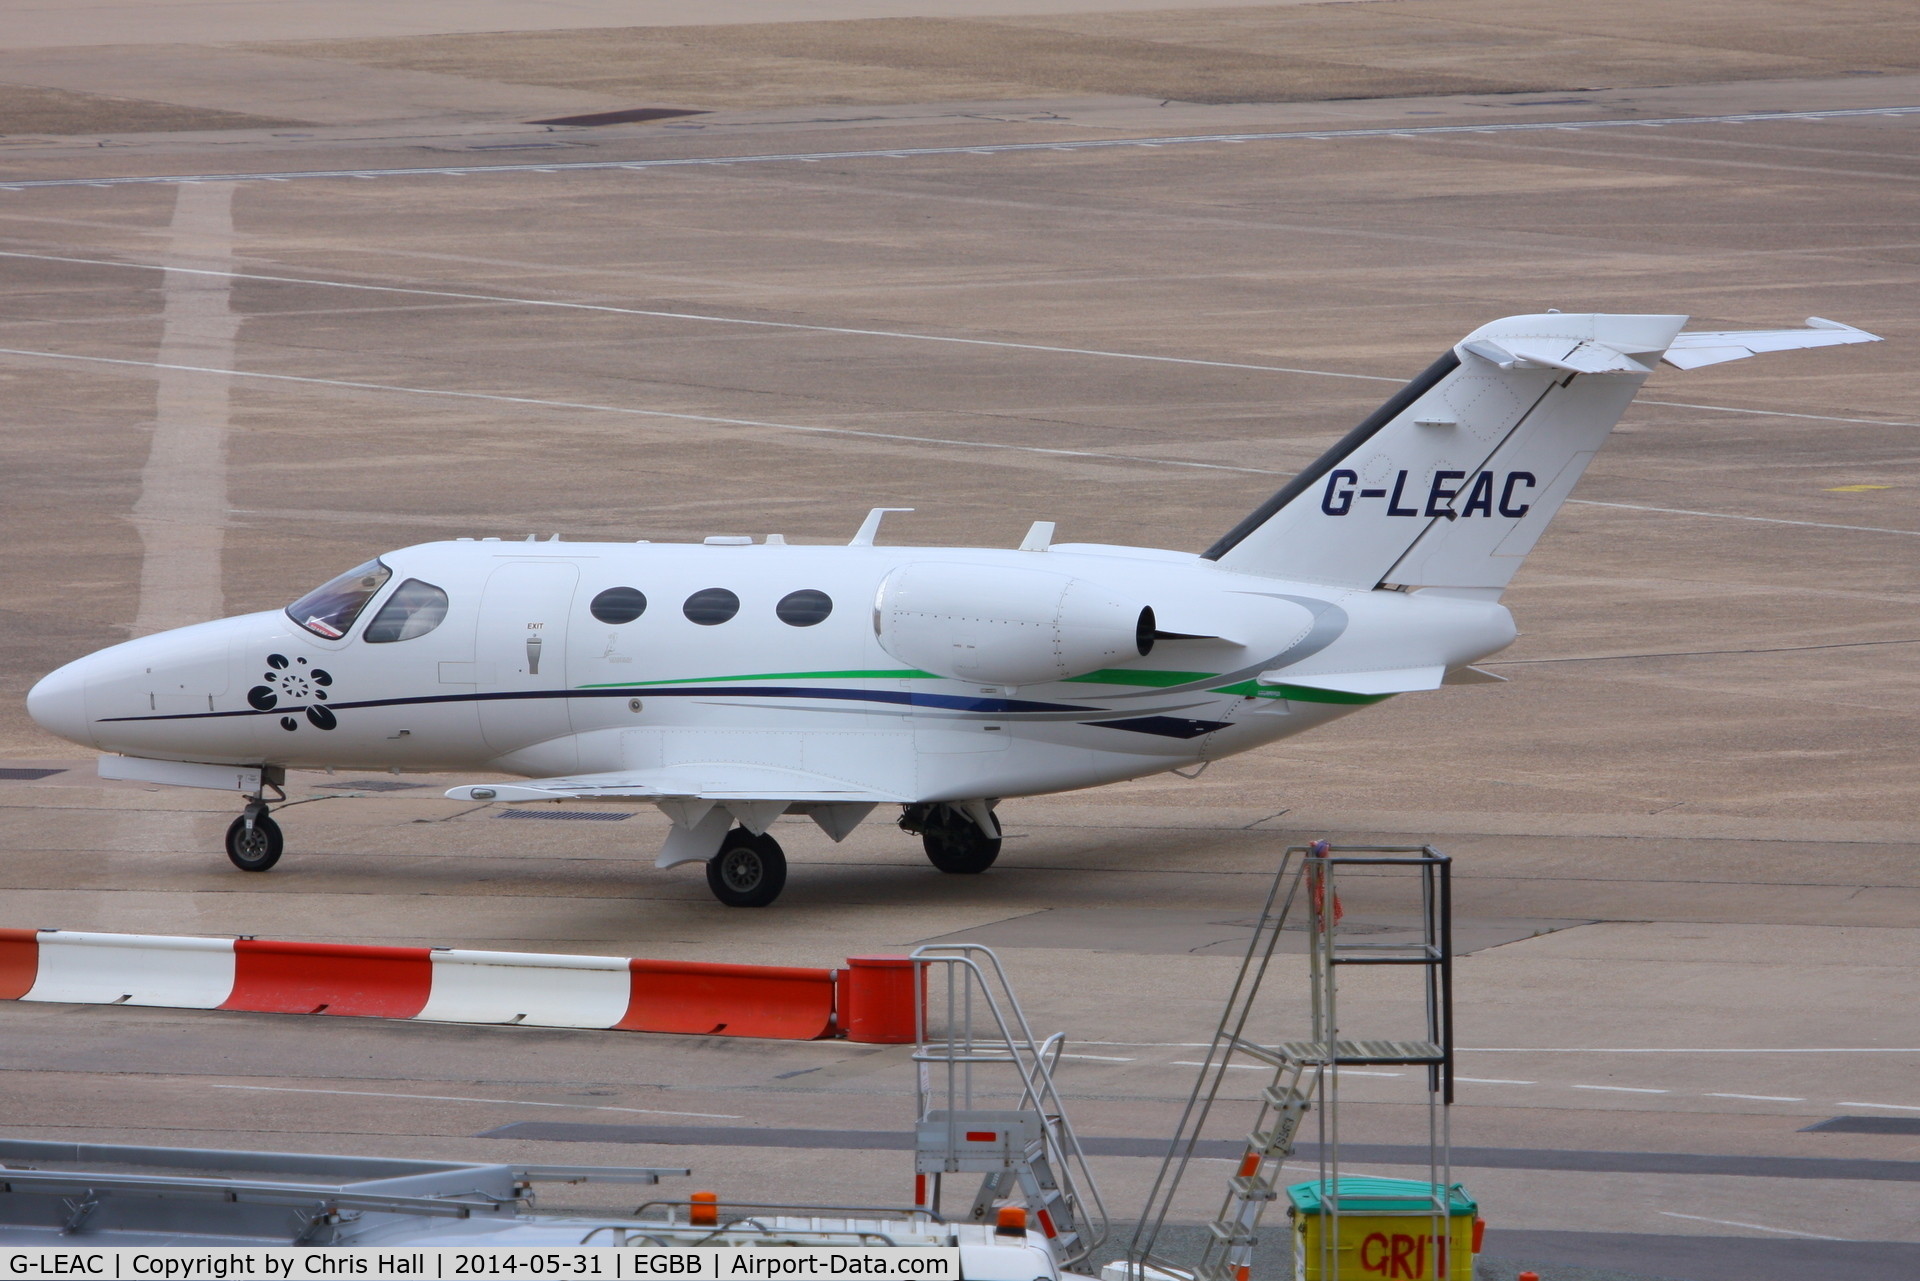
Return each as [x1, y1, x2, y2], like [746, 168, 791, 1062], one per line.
[706, 827, 786, 907]
[225, 805, 283, 872]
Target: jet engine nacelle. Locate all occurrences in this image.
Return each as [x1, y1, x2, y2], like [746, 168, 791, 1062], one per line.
[875, 561, 1154, 687]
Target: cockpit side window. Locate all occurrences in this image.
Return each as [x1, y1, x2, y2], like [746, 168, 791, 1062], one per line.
[363, 579, 450, 644]
[287, 560, 392, 639]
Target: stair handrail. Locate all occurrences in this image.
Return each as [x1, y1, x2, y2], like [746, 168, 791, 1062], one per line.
[1120, 844, 1311, 1281]
[909, 943, 1109, 1264]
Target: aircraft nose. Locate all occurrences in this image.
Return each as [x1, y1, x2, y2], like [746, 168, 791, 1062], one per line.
[27, 659, 94, 749]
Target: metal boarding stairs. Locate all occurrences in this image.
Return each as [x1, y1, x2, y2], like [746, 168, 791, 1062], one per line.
[910, 944, 1109, 1269]
[1121, 844, 1455, 1281]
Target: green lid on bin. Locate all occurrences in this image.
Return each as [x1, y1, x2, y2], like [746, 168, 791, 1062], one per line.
[1287, 1177, 1476, 1216]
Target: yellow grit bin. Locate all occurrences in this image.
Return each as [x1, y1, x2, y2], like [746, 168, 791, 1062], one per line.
[1286, 1177, 1482, 1280]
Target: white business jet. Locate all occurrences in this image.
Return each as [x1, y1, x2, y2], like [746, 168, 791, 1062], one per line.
[28, 312, 1879, 906]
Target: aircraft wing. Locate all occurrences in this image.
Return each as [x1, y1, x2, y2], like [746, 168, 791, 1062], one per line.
[1263, 667, 1446, 696]
[1260, 665, 1511, 696]
[446, 766, 907, 804]
[1661, 317, 1881, 370]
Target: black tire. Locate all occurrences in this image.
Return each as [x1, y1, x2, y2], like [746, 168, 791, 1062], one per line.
[706, 828, 786, 907]
[921, 805, 1001, 874]
[225, 813, 283, 872]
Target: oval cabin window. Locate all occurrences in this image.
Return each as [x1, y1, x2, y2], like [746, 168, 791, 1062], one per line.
[776, 589, 833, 627]
[591, 586, 648, 624]
[682, 587, 740, 626]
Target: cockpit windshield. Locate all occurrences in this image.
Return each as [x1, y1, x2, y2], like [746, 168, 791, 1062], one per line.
[363, 579, 449, 643]
[287, 560, 391, 639]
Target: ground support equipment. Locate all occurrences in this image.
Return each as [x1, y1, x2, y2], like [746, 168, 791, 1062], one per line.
[910, 943, 1108, 1269]
[1120, 843, 1459, 1281]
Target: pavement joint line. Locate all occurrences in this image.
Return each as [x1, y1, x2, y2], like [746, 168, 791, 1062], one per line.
[1656, 1211, 1845, 1240]
[1636, 397, 1920, 429]
[0, 346, 1282, 476]
[1172, 1062, 1401, 1076]
[207, 1083, 743, 1118]
[1115, 1060, 1917, 1114]
[1709, 1093, 1806, 1101]
[5, 252, 1915, 435]
[0, 247, 1399, 384]
[1, 105, 1916, 190]
[468, 1123, 1920, 1182]
[1565, 499, 1920, 537]
[11, 257, 1904, 437]
[1483, 638, 1920, 664]
[1424, 131, 1920, 185]
[0, 347, 1910, 538]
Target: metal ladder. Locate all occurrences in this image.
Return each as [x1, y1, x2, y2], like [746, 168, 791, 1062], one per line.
[1201, 1052, 1316, 1281]
[1122, 843, 1455, 1281]
[909, 943, 1108, 1268]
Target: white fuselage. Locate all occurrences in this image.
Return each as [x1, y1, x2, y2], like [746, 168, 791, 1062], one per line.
[28, 539, 1517, 804]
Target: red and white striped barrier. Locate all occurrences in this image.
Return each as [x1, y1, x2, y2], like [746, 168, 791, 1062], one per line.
[0, 929, 916, 1043]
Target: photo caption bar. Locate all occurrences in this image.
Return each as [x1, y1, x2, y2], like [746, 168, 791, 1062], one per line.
[2, 1249, 959, 1281]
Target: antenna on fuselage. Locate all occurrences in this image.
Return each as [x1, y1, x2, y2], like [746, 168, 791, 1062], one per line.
[1018, 521, 1055, 552]
[848, 508, 914, 547]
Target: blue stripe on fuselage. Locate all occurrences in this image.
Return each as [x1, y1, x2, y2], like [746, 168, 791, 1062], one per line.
[97, 684, 1095, 722]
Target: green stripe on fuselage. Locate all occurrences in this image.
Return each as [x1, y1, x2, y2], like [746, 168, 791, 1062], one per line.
[576, 668, 934, 689]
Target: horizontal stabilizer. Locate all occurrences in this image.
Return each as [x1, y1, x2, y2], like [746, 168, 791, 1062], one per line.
[448, 765, 905, 804]
[1461, 337, 1652, 374]
[1441, 665, 1509, 686]
[1662, 318, 1881, 369]
[1260, 666, 1445, 695]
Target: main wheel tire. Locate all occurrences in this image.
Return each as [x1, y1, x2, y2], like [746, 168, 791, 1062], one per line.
[706, 828, 787, 907]
[225, 813, 283, 872]
[921, 806, 1001, 874]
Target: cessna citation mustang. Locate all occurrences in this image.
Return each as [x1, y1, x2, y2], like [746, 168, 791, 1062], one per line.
[29, 312, 1880, 906]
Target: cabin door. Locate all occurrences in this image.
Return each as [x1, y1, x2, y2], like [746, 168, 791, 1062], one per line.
[476, 561, 578, 755]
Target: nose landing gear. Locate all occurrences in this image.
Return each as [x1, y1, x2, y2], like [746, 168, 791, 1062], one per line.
[225, 767, 286, 872]
[225, 805, 283, 872]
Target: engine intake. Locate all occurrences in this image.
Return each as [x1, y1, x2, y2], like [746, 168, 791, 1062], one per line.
[875, 562, 1154, 687]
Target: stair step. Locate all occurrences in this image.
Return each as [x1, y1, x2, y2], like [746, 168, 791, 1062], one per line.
[1261, 1084, 1311, 1109]
[1247, 1109, 1306, 1155]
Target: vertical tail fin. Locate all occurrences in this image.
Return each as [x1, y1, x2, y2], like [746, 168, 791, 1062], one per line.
[1205, 313, 1689, 591]
[1206, 312, 1879, 591]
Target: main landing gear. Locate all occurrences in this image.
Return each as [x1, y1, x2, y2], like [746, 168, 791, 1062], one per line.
[225, 767, 286, 872]
[707, 827, 787, 908]
[901, 802, 1002, 875]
